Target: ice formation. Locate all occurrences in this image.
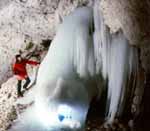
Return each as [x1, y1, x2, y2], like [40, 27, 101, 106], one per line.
[10, 4, 138, 131]
[93, 1, 138, 123]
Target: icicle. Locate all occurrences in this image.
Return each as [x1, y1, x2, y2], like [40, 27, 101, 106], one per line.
[93, 1, 138, 123]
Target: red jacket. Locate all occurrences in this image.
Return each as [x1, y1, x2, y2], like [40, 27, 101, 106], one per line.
[13, 59, 39, 80]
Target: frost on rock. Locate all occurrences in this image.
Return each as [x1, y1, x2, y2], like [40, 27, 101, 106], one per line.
[0, 0, 54, 84]
[0, 77, 18, 131]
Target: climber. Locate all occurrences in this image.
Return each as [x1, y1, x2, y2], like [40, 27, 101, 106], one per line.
[12, 54, 40, 97]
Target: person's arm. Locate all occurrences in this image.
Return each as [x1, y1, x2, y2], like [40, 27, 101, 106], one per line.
[26, 60, 40, 66]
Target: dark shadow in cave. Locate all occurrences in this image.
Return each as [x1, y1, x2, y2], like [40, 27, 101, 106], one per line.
[40, 39, 52, 49]
[135, 73, 150, 131]
[86, 87, 108, 123]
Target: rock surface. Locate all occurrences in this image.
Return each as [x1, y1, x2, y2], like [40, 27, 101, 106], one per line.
[100, 0, 150, 46]
[0, 77, 18, 131]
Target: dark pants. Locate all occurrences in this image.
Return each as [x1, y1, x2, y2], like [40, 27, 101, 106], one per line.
[17, 77, 31, 96]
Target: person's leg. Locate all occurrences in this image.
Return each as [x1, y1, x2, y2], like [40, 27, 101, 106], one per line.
[23, 76, 31, 89]
[17, 80, 23, 97]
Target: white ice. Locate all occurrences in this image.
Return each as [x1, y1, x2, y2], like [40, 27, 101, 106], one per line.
[93, 0, 138, 123]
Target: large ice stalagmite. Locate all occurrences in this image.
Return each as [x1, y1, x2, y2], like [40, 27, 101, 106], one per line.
[10, 7, 99, 131]
[35, 6, 96, 103]
[34, 7, 99, 129]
